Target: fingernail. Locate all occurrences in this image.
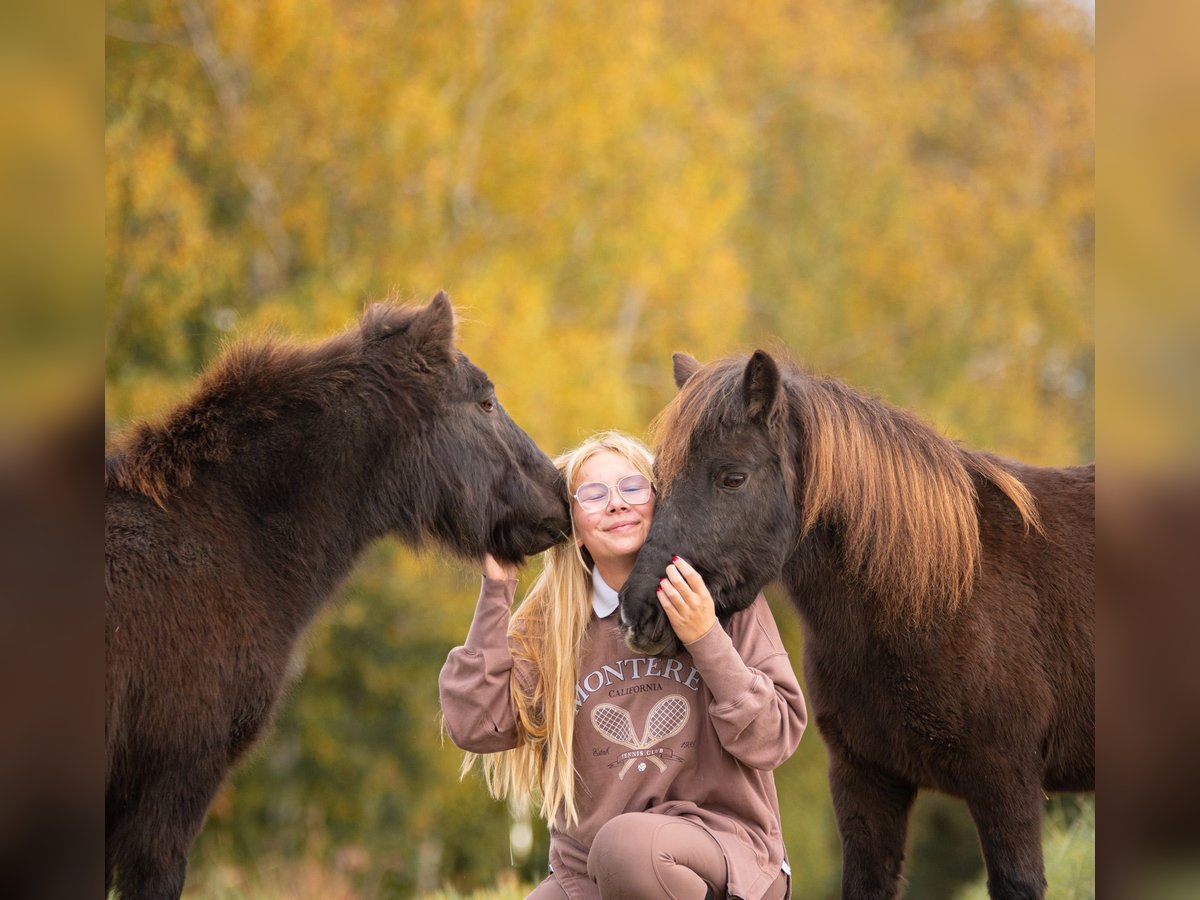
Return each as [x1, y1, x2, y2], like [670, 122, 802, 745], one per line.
[672, 555, 679, 562]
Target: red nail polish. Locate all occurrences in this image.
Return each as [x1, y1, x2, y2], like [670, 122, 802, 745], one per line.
[672, 555, 679, 562]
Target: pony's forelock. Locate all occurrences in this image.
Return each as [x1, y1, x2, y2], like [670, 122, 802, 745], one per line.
[651, 357, 747, 495]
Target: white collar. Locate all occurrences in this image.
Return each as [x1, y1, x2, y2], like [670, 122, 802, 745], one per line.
[591, 566, 620, 618]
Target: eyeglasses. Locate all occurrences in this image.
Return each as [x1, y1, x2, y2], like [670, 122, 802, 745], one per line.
[572, 473, 653, 513]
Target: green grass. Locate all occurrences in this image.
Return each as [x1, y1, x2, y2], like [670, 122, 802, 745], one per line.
[420, 888, 532, 900]
[173, 800, 1095, 899]
[178, 861, 533, 899]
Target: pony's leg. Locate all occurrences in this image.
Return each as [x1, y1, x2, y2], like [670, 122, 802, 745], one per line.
[828, 750, 916, 900]
[112, 837, 189, 900]
[111, 764, 225, 900]
[105, 827, 119, 896]
[963, 771, 1046, 900]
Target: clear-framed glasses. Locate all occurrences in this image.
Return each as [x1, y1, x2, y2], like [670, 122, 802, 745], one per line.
[572, 473, 653, 513]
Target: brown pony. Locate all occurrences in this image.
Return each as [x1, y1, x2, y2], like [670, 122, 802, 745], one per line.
[105, 294, 570, 900]
[620, 351, 1094, 900]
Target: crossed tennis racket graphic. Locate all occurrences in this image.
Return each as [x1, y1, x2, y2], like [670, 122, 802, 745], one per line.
[590, 695, 690, 778]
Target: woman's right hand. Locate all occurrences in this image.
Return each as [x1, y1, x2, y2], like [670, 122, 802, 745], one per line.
[482, 553, 519, 581]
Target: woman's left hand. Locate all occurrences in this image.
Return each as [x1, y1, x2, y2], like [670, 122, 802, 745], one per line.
[657, 555, 718, 644]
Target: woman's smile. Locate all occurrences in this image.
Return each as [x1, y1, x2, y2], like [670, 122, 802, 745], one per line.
[605, 519, 639, 532]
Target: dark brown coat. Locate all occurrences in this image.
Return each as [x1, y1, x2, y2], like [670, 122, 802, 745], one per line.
[620, 351, 1094, 900]
[105, 294, 569, 900]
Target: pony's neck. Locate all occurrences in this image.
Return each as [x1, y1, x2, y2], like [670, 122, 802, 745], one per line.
[183, 376, 409, 602]
[228, 422, 391, 593]
[782, 522, 874, 632]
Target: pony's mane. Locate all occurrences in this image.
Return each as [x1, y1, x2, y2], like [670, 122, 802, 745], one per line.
[653, 356, 1042, 624]
[106, 303, 442, 507]
[106, 325, 366, 507]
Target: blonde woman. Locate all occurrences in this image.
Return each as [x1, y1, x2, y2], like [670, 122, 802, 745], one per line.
[440, 432, 806, 899]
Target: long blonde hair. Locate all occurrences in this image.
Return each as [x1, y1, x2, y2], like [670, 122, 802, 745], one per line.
[460, 431, 655, 827]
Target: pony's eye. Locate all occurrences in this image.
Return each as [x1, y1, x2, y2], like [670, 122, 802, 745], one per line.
[721, 472, 747, 490]
[479, 399, 496, 412]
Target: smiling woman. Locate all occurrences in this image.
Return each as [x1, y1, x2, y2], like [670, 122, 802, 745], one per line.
[439, 431, 808, 900]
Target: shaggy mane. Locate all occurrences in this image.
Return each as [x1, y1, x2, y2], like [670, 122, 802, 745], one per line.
[105, 302, 432, 507]
[652, 357, 1042, 624]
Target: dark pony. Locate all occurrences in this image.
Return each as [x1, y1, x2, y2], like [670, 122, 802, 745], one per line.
[620, 351, 1094, 900]
[105, 293, 570, 900]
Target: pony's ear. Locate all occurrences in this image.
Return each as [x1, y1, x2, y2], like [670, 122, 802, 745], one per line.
[401, 291, 457, 373]
[408, 290, 457, 355]
[362, 292, 457, 374]
[742, 350, 782, 422]
[673, 353, 702, 390]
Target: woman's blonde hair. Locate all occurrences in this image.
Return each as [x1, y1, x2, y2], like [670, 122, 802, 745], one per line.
[461, 430, 655, 826]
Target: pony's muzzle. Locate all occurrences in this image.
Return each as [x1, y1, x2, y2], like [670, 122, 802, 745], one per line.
[620, 605, 681, 659]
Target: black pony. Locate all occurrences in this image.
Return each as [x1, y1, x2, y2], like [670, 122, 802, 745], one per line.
[105, 293, 570, 900]
[621, 351, 1094, 900]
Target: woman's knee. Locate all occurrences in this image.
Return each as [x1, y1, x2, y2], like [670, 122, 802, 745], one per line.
[588, 813, 723, 899]
[589, 812, 659, 883]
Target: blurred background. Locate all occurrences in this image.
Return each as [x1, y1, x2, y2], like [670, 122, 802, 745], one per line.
[101, 0, 1096, 897]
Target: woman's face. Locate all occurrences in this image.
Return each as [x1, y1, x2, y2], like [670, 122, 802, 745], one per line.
[572, 450, 656, 571]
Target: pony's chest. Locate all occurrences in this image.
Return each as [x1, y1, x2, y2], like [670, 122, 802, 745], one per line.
[805, 639, 966, 784]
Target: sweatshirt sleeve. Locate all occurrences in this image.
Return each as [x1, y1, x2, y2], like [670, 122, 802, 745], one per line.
[439, 577, 523, 753]
[683, 594, 807, 770]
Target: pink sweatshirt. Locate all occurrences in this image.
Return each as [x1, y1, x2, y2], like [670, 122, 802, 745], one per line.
[439, 577, 807, 900]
